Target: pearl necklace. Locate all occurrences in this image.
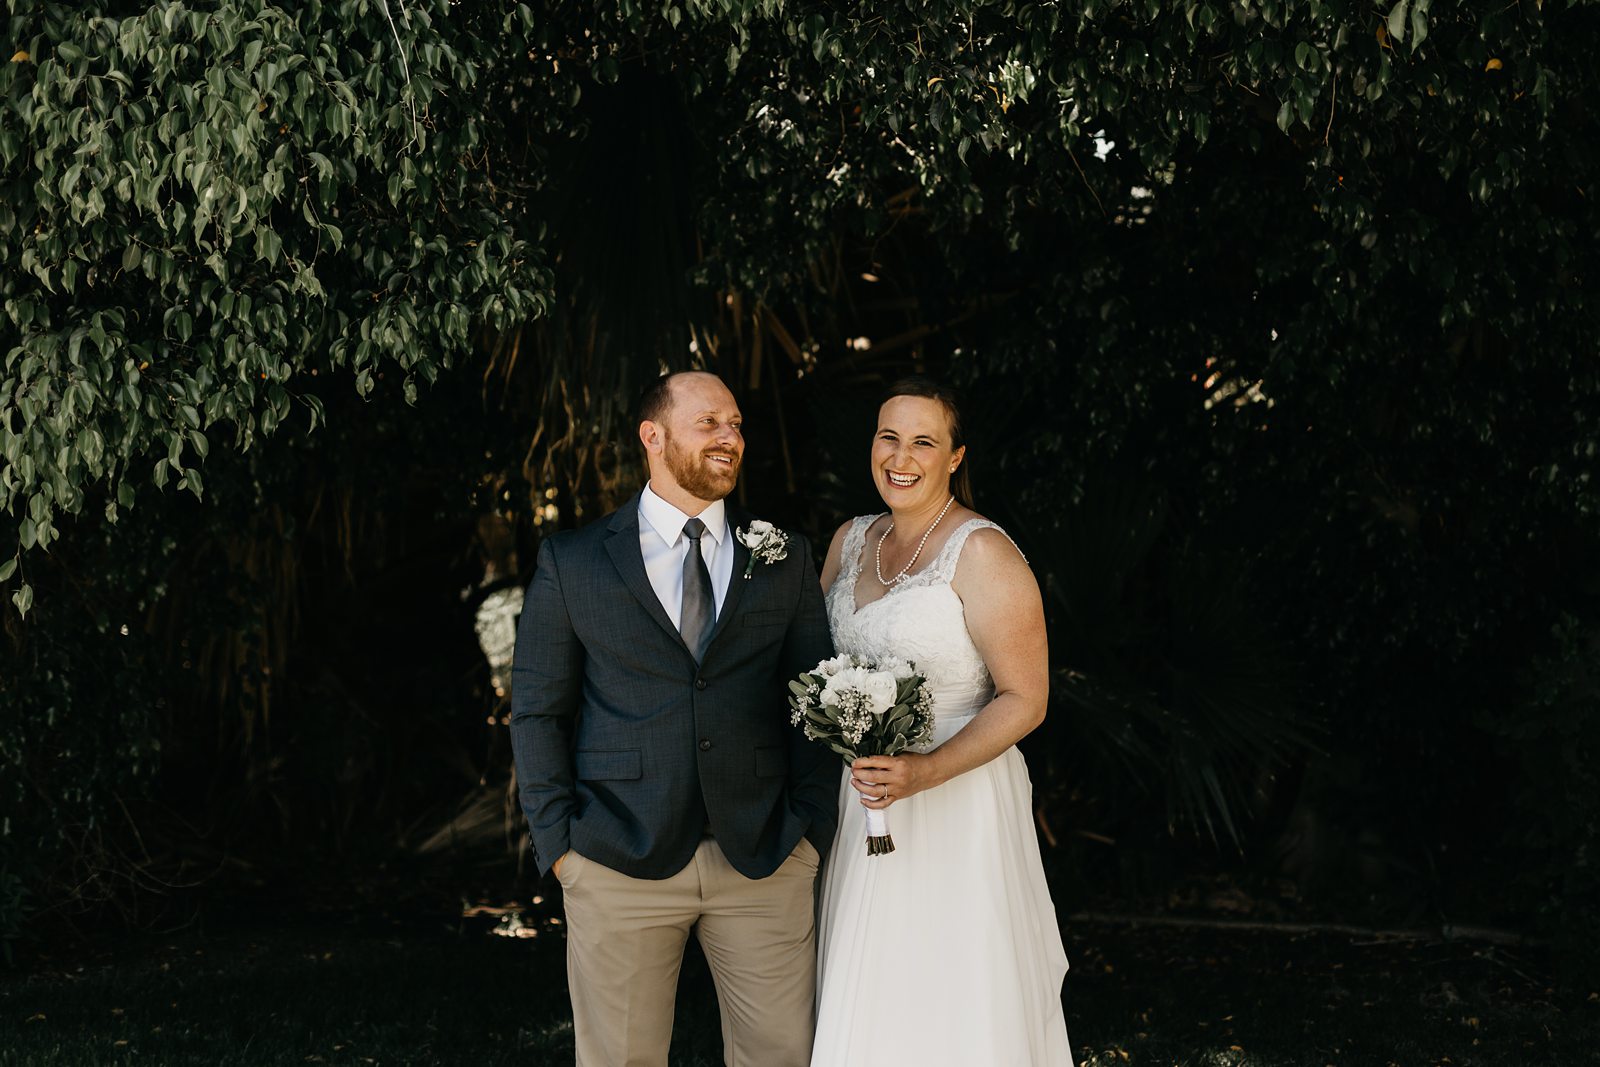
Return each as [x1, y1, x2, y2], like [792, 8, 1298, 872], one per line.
[875, 495, 957, 587]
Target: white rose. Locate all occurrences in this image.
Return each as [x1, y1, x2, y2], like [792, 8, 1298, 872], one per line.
[858, 669, 899, 716]
[738, 519, 776, 548]
[823, 667, 898, 717]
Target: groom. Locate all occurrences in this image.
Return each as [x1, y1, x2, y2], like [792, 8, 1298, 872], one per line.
[509, 370, 838, 1067]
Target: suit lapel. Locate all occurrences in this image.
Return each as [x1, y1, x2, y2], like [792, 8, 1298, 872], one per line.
[706, 509, 753, 650]
[604, 495, 694, 659]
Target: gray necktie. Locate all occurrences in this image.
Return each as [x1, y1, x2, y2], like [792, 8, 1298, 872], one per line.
[680, 517, 715, 661]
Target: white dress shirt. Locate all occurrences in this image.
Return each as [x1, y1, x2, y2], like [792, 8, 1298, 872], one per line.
[638, 483, 733, 629]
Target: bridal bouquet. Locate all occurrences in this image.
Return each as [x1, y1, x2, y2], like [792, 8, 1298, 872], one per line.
[788, 654, 935, 856]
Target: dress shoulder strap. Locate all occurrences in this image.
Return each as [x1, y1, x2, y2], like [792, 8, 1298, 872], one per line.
[930, 517, 1026, 582]
[839, 514, 883, 583]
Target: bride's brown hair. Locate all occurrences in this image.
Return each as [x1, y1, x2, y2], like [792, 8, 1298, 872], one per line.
[879, 376, 974, 509]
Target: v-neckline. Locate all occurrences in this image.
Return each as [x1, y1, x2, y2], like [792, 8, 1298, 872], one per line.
[847, 515, 962, 616]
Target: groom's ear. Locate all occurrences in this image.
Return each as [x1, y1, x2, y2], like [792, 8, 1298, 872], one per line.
[639, 419, 664, 455]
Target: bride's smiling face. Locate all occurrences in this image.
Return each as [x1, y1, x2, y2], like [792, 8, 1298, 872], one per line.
[871, 396, 964, 509]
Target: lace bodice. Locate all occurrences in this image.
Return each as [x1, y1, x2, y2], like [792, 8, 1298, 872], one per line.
[826, 515, 1014, 716]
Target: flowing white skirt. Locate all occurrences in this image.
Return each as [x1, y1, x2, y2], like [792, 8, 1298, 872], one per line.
[811, 713, 1073, 1066]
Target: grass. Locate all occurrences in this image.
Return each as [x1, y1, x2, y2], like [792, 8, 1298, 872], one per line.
[2, 900, 1595, 1066]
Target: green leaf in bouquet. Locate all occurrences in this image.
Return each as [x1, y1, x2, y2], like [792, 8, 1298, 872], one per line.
[788, 679, 812, 697]
[814, 726, 848, 749]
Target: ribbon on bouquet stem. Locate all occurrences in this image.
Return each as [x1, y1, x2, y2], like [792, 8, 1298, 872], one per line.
[864, 807, 895, 856]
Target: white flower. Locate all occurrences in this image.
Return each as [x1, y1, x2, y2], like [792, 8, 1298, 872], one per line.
[818, 668, 860, 706]
[822, 667, 899, 717]
[858, 670, 899, 715]
[736, 519, 790, 578]
[740, 519, 776, 542]
[874, 655, 917, 681]
[811, 653, 854, 679]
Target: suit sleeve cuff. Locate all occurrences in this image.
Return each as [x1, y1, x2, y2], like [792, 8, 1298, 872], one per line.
[532, 830, 571, 880]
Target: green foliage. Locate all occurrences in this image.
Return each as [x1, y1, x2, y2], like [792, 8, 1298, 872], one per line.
[2, 0, 1598, 947]
[1027, 478, 1310, 848]
[680, 0, 1600, 906]
[0, 0, 548, 611]
[0, 354, 541, 945]
[1481, 616, 1600, 968]
[0, 854, 26, 965]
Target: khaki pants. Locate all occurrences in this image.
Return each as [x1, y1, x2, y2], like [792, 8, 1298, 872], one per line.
[557, 837, 821, 1067]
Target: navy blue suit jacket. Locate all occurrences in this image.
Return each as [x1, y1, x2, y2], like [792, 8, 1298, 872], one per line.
[509, 493, 839, 880]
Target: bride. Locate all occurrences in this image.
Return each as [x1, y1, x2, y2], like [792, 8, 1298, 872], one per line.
[810, 377, 1073, 1066]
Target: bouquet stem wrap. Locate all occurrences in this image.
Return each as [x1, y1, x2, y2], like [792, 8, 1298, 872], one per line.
[864, 807, 894, 856]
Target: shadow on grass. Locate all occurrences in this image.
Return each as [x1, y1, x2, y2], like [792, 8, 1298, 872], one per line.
[1063, 922, 1591, 1066]
[2, 911, 1593, 1066]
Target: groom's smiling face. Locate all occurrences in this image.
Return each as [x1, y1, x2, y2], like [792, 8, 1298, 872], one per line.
[645, 372, 745, 505]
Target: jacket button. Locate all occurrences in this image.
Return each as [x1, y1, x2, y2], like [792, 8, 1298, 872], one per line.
[699, 738, 712, 752]
[695, 678, 707, 690]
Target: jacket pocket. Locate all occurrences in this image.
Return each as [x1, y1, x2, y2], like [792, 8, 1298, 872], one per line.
[555, 850, 584, 889]
[575, 749, 643, 781]
[754, 745, 787, 778]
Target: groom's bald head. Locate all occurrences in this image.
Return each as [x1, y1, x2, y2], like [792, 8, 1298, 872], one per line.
[636, 371, 728, 428]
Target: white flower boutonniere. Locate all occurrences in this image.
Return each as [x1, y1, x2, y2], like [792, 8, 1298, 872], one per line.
[736, 519, 789, 579]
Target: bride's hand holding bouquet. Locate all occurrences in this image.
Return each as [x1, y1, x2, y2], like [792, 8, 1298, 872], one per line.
[848, 748, 941, 811]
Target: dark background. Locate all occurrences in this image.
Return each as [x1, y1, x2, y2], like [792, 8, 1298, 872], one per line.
[3, 2, 1598, 991]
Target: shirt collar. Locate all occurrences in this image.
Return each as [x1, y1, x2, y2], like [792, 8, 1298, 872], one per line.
[640, 483, 726, 547]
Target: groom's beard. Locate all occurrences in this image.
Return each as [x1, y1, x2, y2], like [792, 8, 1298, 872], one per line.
[663, 433, 741, 501]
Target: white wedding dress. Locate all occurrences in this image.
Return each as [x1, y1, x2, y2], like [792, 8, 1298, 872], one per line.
[811, 516, 1073, 1066]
